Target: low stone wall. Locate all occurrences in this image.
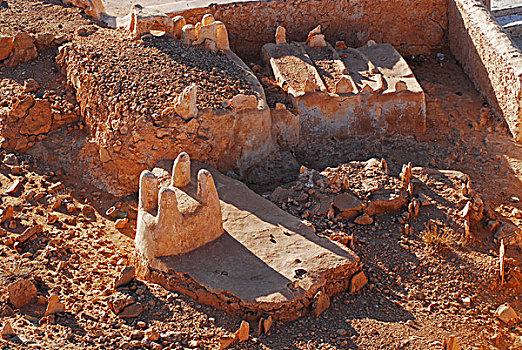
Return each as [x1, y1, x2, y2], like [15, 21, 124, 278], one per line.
[173, 0, 448, 60]
[449, 0, 522, 142]
[0, 32, 66, 67]
[1, 94, 80, 152]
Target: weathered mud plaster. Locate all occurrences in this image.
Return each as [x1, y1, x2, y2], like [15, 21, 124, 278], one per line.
[56, 18, 274, 196]
[136, 152, 224, 260]
[263, 41, 426, 139]
[449, 0, 522, 142]
[135, 154, 362, 323]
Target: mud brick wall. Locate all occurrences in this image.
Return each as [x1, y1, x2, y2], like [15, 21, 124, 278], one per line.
[449, 0, 522, 142]
[174, 0, 448, 60]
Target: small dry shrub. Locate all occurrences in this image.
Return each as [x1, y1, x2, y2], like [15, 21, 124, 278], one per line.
[422, 220, 452, 250]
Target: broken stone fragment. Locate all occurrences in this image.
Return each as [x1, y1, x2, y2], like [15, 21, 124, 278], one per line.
[9, 94, 35, 120]
[269, 186, 294, 202]
[8, 278, 37, 308]
[333, 193, 364, 219]
[108, 292, 135, 314]
[0, 205, 14, 225]
[19, 100, 53, 135]
[174, 84, 198, 121]
[305, 25, 327, 47]
[118, 303, 144, 318]
[99, 147, 111, 163]
[0, 36, 13, 61]
[181, 24, 197, 46]
[495, 303, 519, 325]
[261, 316, 273, 334]
[335, 41, 347, 50]
[307, 25, 322, 39]
[275, 26, 286, 44]
[219, 336, 235, 349]
[234, 320, 249, 342]
[349, 271, 368, 293]
[307, 34, 327, 48]
[6, 178, 22, 195]
[114, 266, 135, 288]
[312, 290, 330, 317]
[335, 75, 356, 94]
[4, 32, 37, 67]
[45, 294, 65, 316]
[16, 224, 43, 243]
[231, 94, 258, 111]
[114, 217, 128, 229]
[0, 321, 15, 338]
[81, 204, 96, 219]
[354, 213, 373, 225]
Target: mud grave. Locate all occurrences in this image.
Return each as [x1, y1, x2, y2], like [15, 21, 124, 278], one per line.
[1, 0, 522, 349]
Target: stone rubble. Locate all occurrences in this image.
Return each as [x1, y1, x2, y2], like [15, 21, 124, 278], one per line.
[8, 278, 37, 308]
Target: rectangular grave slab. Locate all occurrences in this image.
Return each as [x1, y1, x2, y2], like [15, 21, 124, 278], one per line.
[262, 41, 426, 138]
[358, 43, 424, 94]
[136, 160, 361, 323]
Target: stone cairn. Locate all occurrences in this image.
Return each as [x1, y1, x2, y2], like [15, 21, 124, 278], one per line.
[135, 152, 223, 260]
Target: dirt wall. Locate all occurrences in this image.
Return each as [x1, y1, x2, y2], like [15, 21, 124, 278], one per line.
[449, 0, 522, 142]
[173, 0, 448, 61]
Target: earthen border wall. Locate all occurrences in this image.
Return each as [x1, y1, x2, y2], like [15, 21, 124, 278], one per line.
[449, 0, 522, 141]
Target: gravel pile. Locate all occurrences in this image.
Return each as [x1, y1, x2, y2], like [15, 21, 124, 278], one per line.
[0, 0, 91, 37]
[74, 30, 256, 113]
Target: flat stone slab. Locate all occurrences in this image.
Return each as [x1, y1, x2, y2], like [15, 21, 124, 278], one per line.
[262, 43, 327, 96]
[138, 161, 360, 323]
[358, 43, 423, 94]
[338, 47, 383, 93]
[101, 0, 250, 17]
